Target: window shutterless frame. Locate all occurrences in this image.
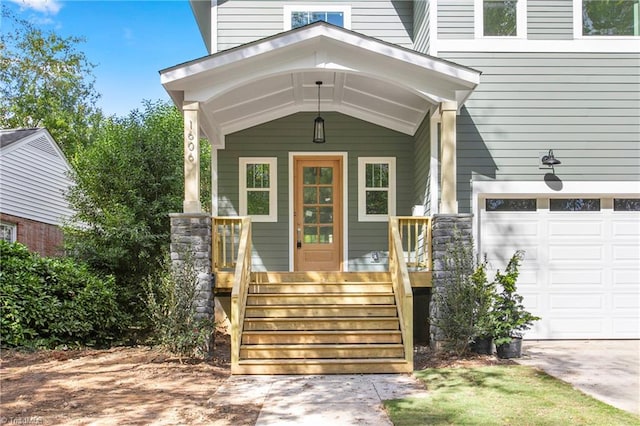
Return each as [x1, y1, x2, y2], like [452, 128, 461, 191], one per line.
[283, 5, 352, 30]
[358, 157, 396, 222]
[239, 157, 278, 222]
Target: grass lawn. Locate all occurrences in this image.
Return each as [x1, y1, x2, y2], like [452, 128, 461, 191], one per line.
[385, 365, 639, 426]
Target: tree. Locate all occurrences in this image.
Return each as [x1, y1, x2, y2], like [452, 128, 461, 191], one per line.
[0, 6, 101, 154]
[65, 100, 211, 326]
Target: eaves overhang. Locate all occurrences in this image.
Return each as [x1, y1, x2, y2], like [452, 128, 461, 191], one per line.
[160, 22, 481, 147]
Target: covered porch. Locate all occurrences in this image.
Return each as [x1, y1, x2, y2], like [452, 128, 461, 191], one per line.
[161, 22, 480, 373]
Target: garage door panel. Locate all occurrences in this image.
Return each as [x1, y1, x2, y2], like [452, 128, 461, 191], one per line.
[612, 318, 639, 337]
[548, 221, 603, 237]
[612, 294, 640, 309]
[612, 244, 640, 262]
[613, 269, 640, 286]
[549, 244, 603, 262]
[612, 220, 640, 237]
[548, 318, 605, 337]
[550, 293, 604, 309]
[550, 270, 603, 286]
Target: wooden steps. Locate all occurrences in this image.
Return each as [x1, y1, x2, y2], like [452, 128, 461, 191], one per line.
[234, 273, 412, 374]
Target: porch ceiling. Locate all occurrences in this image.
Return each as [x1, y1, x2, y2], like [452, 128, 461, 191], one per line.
[160, 22, 480, 148]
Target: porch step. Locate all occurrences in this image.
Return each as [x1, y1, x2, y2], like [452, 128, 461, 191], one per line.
[237, 272, 410, 374]
[234, 358, 412, 375]
[242, 330, 403, 344]
[246, 292, 395, 306]
[243, 317, 401, 331]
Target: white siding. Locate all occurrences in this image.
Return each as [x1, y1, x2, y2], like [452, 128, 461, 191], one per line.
[0, 134, 74, 225]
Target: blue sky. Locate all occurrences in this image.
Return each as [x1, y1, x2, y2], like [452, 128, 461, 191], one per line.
[3, 0, 207, 117]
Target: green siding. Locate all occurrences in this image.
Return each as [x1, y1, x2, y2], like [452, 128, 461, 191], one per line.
[438, 52, 640, 213]
[437, 0, 474, 40]
[528, 0, 573, 40]
[219, 112, 415, 271]
[413, 115, 431, 213]
[216, 0, 414, 51]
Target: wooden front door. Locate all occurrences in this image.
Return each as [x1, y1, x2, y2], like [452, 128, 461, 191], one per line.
[294, 156, 343, 271]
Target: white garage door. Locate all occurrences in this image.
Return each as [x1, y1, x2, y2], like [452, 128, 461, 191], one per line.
[480, 197, 640, 339]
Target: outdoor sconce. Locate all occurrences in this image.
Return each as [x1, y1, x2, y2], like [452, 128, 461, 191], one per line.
[313, 81, 325, 143]
[541, 149, 561, 167]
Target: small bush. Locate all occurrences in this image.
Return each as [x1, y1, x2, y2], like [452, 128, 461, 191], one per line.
[0, 240, 125, 348]
[431, 231, 495, 355]
[145, 253, 215, 359]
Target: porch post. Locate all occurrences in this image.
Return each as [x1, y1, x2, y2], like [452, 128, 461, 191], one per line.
[183, 101, 201, 213]
[439, 101, 458, 214]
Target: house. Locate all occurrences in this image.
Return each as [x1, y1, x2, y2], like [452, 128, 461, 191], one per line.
[0, 128, 75, 257]
[161, 1, 639, 373]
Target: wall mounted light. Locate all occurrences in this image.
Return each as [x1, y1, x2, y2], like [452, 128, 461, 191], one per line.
[541, 149, 561, 167]
[312, 81, 325, 143]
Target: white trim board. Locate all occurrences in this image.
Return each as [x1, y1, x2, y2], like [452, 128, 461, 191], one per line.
[288, 152, 349, 272]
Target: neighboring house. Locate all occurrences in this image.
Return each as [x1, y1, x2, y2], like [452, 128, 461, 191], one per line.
[161, 1, 639, 372]
[0, 128, 75, 257]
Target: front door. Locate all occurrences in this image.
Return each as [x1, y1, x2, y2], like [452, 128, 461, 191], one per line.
[294, 156, 343, 271]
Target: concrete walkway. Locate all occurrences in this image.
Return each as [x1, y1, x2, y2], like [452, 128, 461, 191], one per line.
[210, 374, 428, 425]
[517, 340, 640, 415]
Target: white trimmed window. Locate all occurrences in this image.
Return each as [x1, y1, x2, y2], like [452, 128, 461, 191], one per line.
[0, 221, 17, 243]
[358, 157, 396, 222]
[577, 0, 639, 37]
[284, 5, 351, 30]
[475, 0, 526, 38]
[239, 158, 278, 222]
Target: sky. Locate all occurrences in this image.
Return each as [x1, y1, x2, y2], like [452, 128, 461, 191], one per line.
[2, 0, 208, 117]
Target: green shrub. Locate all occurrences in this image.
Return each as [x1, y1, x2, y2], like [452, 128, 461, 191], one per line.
[431, 231, 495, 355]
[0, 240, 125, 348]
[145, 253, 215, 360]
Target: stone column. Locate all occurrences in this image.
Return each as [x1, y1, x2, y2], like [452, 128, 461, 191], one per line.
[439, 101, 458, 214]
[170, 212, 213, 355]
[183, 101, 201, 213]
[429, 213, 473, 349]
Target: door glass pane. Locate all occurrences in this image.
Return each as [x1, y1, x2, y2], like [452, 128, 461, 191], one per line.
[319, 167, 333, 184]
[486, 199, 537, 211]
[319, 226, 333, 243]
[303, 167, 317, 184]
[614, 198, 640, 211]
[303, 226, 318, 243]
[319, 207, 333, 224]
[366, 191, 388, 215]
[304, 187, 317, 204]
[304, 207, 318, 224]
[319, 187, 333, 204]
[247, 191, 269, 215]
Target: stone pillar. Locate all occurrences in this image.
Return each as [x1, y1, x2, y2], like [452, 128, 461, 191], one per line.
[183, 101, 201, 213]
[429, 213, 473, 349]
[439, 101, 458, 214]
[169, 212, 213, 354]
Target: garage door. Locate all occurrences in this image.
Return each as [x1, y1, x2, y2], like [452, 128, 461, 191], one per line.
[480, 197, 640, 339]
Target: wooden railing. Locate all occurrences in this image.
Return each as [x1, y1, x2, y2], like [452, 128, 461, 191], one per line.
[396, 216, 432, 270]
[213, 217, 245, 271]
[229, 217, 252, 373]
[388, 217, 414, 368]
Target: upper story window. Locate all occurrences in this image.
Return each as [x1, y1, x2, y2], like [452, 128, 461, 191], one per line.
[475, 0, 526, 38]
[581, 0, 639, 36]
[284, 5, 352, 31]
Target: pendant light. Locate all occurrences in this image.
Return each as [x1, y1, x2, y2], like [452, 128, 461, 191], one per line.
[313, 81, 325, 143]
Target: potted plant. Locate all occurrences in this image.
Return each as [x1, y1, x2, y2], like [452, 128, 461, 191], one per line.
[491, 251, 540, 359]
[470, 259, 496, 355]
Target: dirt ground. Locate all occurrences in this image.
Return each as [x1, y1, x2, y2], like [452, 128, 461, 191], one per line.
[1, 336, 508, 425]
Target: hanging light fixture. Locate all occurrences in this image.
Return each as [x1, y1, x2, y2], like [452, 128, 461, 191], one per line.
[313, 81, 325, 143]
[541, 149, 561, 166]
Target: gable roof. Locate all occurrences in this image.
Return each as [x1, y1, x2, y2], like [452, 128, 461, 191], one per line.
[160, 22, 481, 147]
[0, 128, 74, 226]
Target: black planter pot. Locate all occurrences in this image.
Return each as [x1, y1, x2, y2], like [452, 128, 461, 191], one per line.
[470, 336, 493, 355]
[496, 337, 523, 359]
